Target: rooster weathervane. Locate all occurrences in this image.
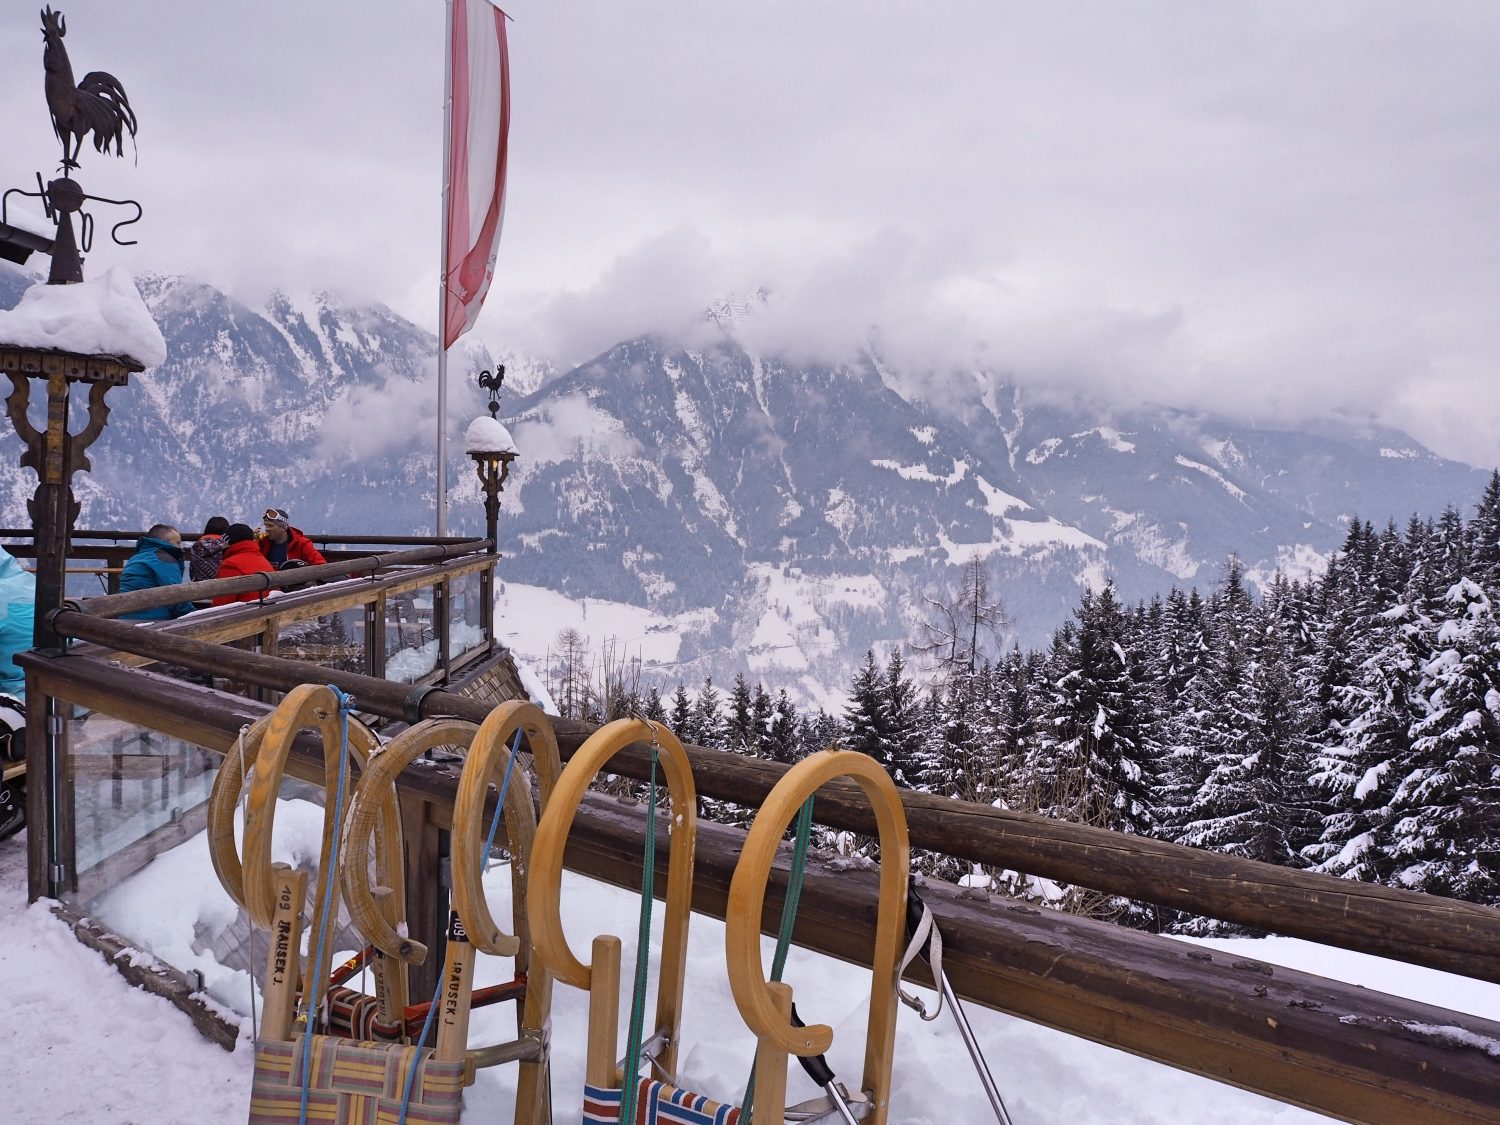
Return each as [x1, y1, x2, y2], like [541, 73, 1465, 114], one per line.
[41, 6, 137, 171]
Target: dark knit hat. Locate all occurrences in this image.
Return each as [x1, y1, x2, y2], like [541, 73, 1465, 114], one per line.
[225, 522, 257, 544]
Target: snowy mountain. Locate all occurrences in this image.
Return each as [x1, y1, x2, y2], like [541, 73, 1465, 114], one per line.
[0, 264, 1485, 703]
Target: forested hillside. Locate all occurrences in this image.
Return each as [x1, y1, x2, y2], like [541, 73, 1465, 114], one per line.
[546, 472, 1500, 931]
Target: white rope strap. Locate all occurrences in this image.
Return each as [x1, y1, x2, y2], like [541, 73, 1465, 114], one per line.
[896, 896, 944, 1022]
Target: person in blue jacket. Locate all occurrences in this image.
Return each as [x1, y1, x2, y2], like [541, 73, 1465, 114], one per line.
[119, 524, 195, 621]
[0, 545, 34, 700]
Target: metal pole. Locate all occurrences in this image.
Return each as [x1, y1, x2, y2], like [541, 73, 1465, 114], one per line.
[436, 0, 455, 537]
[937, 971, 1013, 1125]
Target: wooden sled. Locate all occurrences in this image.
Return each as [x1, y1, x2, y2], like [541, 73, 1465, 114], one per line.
[528, 718, 707, 1120]
[209, 685, 464, 1124]
[250, 863, 467, 1125]
[341, 712, 559, 1124]
[726, 750, 910, 1125]
[207, 683, 403, 998]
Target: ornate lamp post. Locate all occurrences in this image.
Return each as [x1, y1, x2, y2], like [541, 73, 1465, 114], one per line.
[0, 9, 155, 901]
[1, 6, 147, 652]
[465, 366, 518, 646]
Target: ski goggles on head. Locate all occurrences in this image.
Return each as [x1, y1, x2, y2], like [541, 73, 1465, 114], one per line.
[263, 508, 290, 526]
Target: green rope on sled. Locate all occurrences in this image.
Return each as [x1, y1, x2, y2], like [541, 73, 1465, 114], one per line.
[741, 794, 816, 1123]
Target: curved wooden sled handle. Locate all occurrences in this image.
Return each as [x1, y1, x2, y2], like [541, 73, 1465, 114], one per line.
[207, 684, 390, 929]
[529, 718, 698, 1082]
[451, 701, 560, 956]
[208, 706, 393, 921]
[725, 749, 909, 1123]
[339, 717, 480, 965]
[206, 712, 273, 912]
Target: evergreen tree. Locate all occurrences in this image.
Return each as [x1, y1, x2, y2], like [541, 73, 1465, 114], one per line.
[668, 683, 692, 735]
[915, 691, 948, 796]
[692, 677, 725, 748]
[1178, 612, 1318, 933]
[885, 649, 924, 787]
[1387, 581, 1500, 902]
[642, 685, 667, 724]
[751, 683, 774, 759]
[1306, 601, 1429, 883]
[844, 650, 892, 768]
[1034, 585, 1154, 836]
[1473, 470, 1500, 593]
[996, 647, 1036, 800]
[803, 709, 844, 757]
[726, 673, 756, 755]
[768, 689, 799, 764]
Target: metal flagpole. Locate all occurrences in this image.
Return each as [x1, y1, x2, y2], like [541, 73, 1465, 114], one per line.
[436, 0, 455, 537]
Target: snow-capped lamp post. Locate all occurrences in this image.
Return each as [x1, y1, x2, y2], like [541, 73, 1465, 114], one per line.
[466, 365, 518, 646]
[0, 6, 157, 657]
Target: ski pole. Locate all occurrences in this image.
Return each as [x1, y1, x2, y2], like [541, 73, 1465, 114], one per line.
[791, 1005, 862, 1125]
[936, 967, 1012, 1124]
[905, 881, 1014, 1125]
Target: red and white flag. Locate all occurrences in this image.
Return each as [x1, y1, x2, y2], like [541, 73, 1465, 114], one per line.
[443, 0, 510, 349]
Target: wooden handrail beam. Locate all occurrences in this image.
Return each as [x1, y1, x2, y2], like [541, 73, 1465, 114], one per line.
[65, 539, 489, 619]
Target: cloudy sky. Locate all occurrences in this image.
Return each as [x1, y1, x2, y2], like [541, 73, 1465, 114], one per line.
[4, 2, 1498, 466]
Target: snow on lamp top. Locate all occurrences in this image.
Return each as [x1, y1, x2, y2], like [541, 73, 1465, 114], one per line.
[0, 267, 166, 368]
[465, 414, 517, 455]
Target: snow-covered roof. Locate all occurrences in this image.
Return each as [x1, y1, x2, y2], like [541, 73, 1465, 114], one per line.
[0, 267, 167, 368]
[2, 204, 52, 240]
[465, 414, 517, 455]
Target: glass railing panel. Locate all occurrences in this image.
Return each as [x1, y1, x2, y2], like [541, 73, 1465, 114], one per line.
[385, 585, 438, 683]
[64, 704, 219, 886]
[55, 689, 367, 1020]
[278, 606, 368, 676]
[449, 569, 485, 658]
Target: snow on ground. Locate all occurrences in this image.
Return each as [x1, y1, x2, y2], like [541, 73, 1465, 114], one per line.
[1173, 455, 1249, 503]
[1074, 427, 1137, 454]
[6, 810, 1500, 1124]
[739, 564, 889, 707]
[494, 581, 715, 671]
[891, 519, 1107, 568]
[973, 474, 1032, 517]
[869, 457, 969, 486]
[0, 839, 249, 1124]
[1101, 508, 1200, 580]
[1245, 543, 1332, 592]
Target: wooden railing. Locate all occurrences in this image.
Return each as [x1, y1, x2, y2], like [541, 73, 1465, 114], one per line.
[15, 566, 1500, 1124]
[0, 527, 483, 595]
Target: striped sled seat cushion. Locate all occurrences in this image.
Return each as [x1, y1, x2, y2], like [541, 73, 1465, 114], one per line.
[249, 1035, 465, 1125]
[583, 1077, 742, 1125]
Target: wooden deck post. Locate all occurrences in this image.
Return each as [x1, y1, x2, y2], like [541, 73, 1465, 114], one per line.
[401, 791, 450, 1002]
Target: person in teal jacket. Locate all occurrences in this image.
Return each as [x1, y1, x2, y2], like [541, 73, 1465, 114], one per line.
[119, 524, 195, 621]
[0, 545, 34, 700]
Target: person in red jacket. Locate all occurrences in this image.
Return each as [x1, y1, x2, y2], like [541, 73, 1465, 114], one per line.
[212, 523, 277, 606]
[258, 507, 327, 569]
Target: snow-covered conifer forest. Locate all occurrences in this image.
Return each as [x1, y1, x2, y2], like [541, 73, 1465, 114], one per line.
[553, 472, 1500, 926]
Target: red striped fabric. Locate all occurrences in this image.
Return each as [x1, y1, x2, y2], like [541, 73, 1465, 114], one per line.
[582, 1078, 742, 1125]
[444, 0, 510, 348]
